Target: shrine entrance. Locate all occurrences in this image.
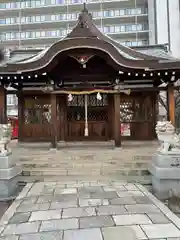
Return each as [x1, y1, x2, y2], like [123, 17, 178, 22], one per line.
[66, 93, 109, 141]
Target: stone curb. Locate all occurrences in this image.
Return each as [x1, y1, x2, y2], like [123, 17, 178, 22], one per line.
[136, 183, 180, 230]
[0, 183, 33, 227]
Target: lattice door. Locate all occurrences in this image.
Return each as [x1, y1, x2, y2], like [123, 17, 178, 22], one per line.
[67, 94, 108, 122]
[24, 98, 52, 124]
[67, 94, 108, 139]
[120, 99, 133, 122]
[67, 95, 84, 121]
[23, 96, 52, 140]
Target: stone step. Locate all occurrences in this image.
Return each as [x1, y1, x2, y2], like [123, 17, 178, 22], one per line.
[19, 153, 153, 161]
[17, 175, 152, 185]
[21, 162, 149, 169]
[22, 167, 150, 177]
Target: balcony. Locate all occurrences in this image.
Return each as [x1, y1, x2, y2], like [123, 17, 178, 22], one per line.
[0, 1, 148, 15]
[0, 8, 148, 31]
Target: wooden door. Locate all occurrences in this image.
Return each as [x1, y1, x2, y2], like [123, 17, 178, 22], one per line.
[120, 93, 156, 140]
[66, 94, 108, 141]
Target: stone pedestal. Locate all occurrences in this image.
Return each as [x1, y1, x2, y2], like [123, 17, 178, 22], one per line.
[149, 152, 180, 200]
[0, 154, 22, 199]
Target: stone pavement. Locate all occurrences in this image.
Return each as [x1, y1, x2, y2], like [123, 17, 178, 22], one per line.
[1, 181, 180, 239]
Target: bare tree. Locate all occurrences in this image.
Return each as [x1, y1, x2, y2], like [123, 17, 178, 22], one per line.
[159, 94, 168, 112]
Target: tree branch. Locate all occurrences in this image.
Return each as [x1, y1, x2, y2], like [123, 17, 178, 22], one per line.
[159, 95, 168, 111]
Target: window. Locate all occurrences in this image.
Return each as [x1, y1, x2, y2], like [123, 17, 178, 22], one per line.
[51, 0, 56, 4]
[61, 29, 67, 36]
[51, 15, 57, 21]
[126, 9, 133, 15]
[5, 3, 11, 9]
[67, 14, 71, 20]
[131, 9, 137, 15]
[5, 18, 11, 24]
[7, 95, 17, 106]
[103, 11, 109, 17]
[109, 10, 114, 17]
[137, 24, 143, 31]
[125, 41, 132, 46]
[58, 0, 65, 4]
[31, 32, 36, 38]
[0, 19, 6, 24]
[115, 10, 120, 16]
[71, 13, 77, 19]
[51, 30, 57, 37]
[131, 41, 137, 46]
[62, 14, 67, 20]
[35, 16, 41, 22]
[131, 25, 137, 31]
[119, 9, 125, 15]
[109, 26, 115, 32]
[126, 25, 132, 32]
[115, 26, 121, 32]
[35, 1, 41, 7]
[103, 26, 110, 33]
[21, 17, 26, 23]
[41, 31, 46, 37]
[120, 25, 125, 32]
[36, 32, 41, 38]
[136, 8, 142, 14]
[41, 15, 46, 21]
[21, 32, 26, 39]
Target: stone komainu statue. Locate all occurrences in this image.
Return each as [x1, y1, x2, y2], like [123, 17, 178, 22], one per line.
[156, 121, 180, 153]
[0, 124, 12, 156]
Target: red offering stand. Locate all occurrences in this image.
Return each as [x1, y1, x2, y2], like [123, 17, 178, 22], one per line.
[8, 117, 18, 139]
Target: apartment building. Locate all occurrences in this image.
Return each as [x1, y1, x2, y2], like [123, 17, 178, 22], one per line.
[0, 0, 149, 51]
[1, 0, 180, 57]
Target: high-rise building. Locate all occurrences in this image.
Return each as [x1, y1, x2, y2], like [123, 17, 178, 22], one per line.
[148, 0, 180, 58]
[0, 0, 150, 53]
[1, 0, 180, 57]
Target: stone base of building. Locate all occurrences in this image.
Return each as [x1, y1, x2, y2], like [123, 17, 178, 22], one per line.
[149, 152, 180, 200]
[0, 154, 22, 199]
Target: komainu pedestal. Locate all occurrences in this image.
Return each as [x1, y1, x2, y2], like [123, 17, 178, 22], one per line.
[149, 121, 180, 200]
[0, 124, 21, 199]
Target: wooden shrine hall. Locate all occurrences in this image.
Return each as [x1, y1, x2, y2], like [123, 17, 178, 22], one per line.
[0, 4, 179, 148]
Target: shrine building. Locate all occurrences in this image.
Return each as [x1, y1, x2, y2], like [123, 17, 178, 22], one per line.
[0, 4, 179, 148]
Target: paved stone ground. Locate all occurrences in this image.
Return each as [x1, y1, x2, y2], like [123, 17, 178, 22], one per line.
[0, 201, 12, 219]
[1, 181, 180, 240]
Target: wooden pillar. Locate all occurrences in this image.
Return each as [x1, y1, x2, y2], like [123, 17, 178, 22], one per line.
[51, 94, 58, 148]
[114, 93, 121, 147]
[18, 91, 25, 142]
[59, 95, 65, 141]
[108, 94, 114, 140]
[167, 84, 175, 125]
[0, 87, 7, 124]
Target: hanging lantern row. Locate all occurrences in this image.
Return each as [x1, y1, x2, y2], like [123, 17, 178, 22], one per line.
[0, 71, 178, 80]
[0, 72, 46, 80]
[118, 71, 176, 77]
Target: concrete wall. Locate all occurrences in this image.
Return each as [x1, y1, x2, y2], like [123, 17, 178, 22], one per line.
[148, 0, 180, 58]
[168, 0, 180, 58]
[148, 0, 156, 45]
